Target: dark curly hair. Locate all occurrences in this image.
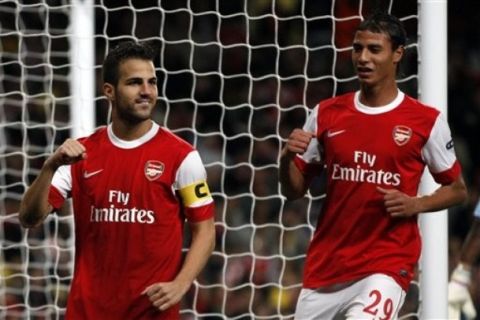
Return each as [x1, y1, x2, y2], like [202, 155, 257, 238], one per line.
[102, 41, 156, 86]
[356, 12, 407, 50]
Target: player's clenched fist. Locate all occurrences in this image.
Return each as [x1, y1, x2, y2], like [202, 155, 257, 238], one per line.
[46, 138, 87, 169]
[283, 129, 315, 156]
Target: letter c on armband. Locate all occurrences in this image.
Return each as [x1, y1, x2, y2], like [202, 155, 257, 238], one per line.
[179, 181, 212, 207]
[194, 183, 208, 198]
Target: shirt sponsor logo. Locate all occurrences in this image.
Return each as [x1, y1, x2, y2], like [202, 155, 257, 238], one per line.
[90, 190, 155, 224]
[145, 160, 164, 181]
[331, 150, 401, 186]
[90, 205, 155, 224]
[331, 164, 401, 186]
[392, 125, 412, 146]
[83, 169, 103, 179]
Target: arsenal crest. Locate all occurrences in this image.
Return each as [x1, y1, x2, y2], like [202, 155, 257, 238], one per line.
[392, 125, 412, 146]
[144, 160, 164, 181]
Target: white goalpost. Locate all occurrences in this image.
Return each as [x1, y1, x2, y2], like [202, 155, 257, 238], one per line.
[70, 0, 95, 138]
[0, 0, 447, 319]
[418, 0, 448, 318]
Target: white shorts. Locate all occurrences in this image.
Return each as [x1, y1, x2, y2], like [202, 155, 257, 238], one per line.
[295, 274, 406, 320]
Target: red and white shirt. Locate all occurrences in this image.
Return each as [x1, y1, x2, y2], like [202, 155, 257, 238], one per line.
[48, 121, 214, 319]
[295, 91, 461, 291]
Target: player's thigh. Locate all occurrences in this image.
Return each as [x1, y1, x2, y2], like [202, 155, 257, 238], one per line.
[343, 274, 406, 320]
[295, 288, 343, 320]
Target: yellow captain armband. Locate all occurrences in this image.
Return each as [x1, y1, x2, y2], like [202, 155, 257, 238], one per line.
[178, 181, 212, 207]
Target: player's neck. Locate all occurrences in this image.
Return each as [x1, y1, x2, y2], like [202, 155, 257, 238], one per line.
[359, 82, 399, 107]
[111, 119, 153, 141]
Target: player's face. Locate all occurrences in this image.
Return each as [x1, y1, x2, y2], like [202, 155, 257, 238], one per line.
[105, 58, 158, 124]
[351, 30, 403, 87]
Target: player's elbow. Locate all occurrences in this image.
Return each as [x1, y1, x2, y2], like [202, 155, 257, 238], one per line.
[196, 218, 216, 255]
[279, 170, 308, 201]
[279, 184, 306, 201]
[280, 176, 307, 201]
[18, 212, 41, 228]
[455, 184, 468, 205]
[207, 222, 216, 254]
[18, 204, 47, 228]
[451, 177, 468, 206]
[207, 236, 215, 257]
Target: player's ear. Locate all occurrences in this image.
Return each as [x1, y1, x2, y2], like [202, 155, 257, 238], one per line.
[393, 45, 404, 64]
[103, 83, 115, 101]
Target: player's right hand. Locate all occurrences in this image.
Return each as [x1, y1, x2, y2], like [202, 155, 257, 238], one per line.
[283, 129, 315, 156]
[142, 280, 190, 312]
[46, 138, 87, 169]
[448, 263, 477, 320]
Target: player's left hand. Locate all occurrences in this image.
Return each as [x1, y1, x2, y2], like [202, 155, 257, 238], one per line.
[142, 279, 190, 311]
[377, 187, 421, 217]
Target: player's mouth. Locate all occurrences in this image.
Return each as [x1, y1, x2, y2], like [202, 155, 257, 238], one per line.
[356, 66, 373, 79]
[135, 99, 152, 107]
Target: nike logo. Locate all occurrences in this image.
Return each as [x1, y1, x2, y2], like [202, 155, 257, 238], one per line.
[327, 129, 346, 138]
[83, 169, 103, 179]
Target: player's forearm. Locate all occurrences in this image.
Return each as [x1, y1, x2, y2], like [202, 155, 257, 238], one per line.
[174, 218, 215, 288]
[459, 219, 480, 266]
[279, 149, 307, 200]
[416, 177, 467, 214]
[19, 162, 57, 228]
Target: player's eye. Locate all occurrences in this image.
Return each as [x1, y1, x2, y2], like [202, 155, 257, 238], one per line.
[368, 45, 382, 53]
[352, 44, 362, 52]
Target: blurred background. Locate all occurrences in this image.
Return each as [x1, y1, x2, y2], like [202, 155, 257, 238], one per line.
[1, 0, 479, 319]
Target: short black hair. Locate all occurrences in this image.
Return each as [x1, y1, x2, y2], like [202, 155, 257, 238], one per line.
[102, 41, 156, 85]
[356, 12, 407, 50]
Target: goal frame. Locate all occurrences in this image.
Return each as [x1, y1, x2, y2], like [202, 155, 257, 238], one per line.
[418, 0, 448, 318]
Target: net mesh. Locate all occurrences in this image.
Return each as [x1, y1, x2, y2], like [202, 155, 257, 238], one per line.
[0, 0, 419, 319]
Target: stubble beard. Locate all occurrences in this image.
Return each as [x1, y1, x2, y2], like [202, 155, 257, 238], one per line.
[115, 101, 155, 126]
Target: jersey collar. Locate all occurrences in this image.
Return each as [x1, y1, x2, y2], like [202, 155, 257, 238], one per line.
[107, 121, 159, 149]
[354, 90, 405, 114]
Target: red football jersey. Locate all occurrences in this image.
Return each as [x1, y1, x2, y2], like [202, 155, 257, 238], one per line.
[295, 91, 461, 291]
[48, 122, 214, 319]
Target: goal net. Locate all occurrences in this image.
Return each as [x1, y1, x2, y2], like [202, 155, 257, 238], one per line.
[1, 0, 422, 319]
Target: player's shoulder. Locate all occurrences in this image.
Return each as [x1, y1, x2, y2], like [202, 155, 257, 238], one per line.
[318, 92, 354, 109]
[157, 126, 195, 153]
[314, 92, 355, 116]
[401, 94, 441, 117]
[76, 126, 108, 145]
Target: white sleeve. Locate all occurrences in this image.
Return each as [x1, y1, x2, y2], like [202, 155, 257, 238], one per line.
[51, 165, 72, 199]
[174, 150, 213, 207]
[421, 113, 458, 174]
[174, 151, 207, 189]
[298, 104, 322, 164]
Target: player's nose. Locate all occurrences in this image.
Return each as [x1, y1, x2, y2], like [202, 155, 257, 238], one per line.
[139, 81, 154, 96]
[357, 48, 370, 63]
